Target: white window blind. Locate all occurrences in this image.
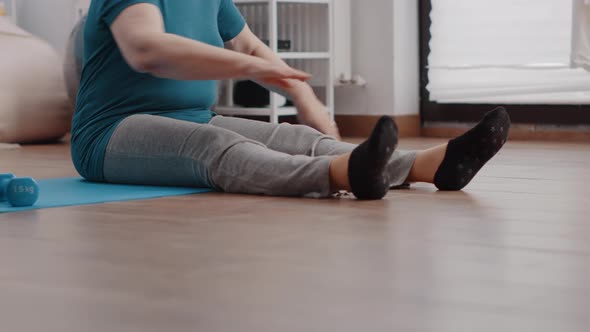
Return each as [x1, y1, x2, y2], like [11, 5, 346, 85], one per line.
[427, 0, 590, 104]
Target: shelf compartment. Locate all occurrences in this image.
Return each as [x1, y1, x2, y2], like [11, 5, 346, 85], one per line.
[237, 1, 329, 53]
[278, 52, 330, 59]
[235, 0, 330, 4]
[215, 106, 298, 117]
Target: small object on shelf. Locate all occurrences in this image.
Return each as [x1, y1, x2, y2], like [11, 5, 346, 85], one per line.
[233, 80, 287, 107]
[262, 39, 292, 51]
[0, 174, 40, 207]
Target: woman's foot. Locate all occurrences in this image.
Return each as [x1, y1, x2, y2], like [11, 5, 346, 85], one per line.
[407, 144, 448, 184]
[347, 116, 399, 200]
[433, 107, 511, 191]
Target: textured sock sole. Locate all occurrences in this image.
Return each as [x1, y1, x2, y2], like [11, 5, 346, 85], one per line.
[434, 107, 511, 191]
[348, 116, 398, 200]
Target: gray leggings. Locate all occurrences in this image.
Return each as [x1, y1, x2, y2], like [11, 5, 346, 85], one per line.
[103, 114, 417, 198]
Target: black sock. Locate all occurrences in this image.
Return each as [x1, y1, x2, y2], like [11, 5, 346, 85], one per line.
[434, 107, 511, 191]
[348, 116, 398, 200]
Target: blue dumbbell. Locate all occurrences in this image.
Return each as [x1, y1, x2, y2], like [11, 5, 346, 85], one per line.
[0, 174, 39, 207]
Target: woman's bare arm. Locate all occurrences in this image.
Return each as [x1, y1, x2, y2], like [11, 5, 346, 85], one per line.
[110, 3, 310, 82]
[226, 25, 341, 138]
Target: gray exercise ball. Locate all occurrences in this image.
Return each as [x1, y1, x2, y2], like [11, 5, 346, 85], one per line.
[63, 15, 87, 106]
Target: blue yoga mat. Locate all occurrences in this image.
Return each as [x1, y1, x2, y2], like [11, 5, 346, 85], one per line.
[0, 177, 212, 213]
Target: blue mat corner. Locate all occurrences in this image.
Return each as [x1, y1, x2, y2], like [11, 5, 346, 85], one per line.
[0, 177, 212, 213]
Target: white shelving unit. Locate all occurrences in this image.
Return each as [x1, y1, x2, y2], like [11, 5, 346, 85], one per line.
[217, 0, 334, 124]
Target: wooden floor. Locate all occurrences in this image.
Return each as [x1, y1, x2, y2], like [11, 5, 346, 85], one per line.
[1, 138, 589, 332]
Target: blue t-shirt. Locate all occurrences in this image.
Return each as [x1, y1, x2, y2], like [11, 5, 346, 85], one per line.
[71, 0, 246, 181]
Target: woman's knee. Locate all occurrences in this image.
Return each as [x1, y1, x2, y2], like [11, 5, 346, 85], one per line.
[290, 123, 322, 136]
[288, 124, 338, 156]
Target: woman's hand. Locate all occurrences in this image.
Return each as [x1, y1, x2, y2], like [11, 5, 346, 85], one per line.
[244, 59, 341, 139]
[246, 60, 311, 88]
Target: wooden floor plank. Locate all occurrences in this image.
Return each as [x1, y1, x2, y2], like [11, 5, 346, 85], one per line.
[1, 139, 589, 332]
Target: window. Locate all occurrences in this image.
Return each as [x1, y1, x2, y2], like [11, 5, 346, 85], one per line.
[419, 0, 590, 125]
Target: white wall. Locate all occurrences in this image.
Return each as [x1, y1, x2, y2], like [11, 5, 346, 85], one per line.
[335, 0, 395, 116]
[16, 0, 77, 55]
[392, 0, 419, 116]
[335, 0, 419, 117]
